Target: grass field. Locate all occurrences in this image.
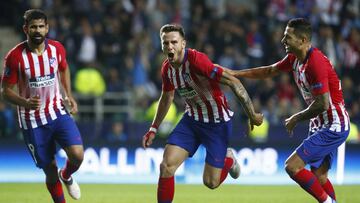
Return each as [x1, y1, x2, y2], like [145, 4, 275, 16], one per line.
[0, 183, 359, 203]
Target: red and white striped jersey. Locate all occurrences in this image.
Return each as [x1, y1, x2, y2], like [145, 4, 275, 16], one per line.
[276, 47, 350, 133]
[161, 48, 233, 123]
[2, 39, 68, 129]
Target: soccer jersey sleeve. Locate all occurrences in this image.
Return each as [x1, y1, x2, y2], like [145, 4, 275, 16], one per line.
[306, 54, 329, 95]
[274, 54, 295, 72]
[56, 41, 68, 71]
[192, 50, 223, 81]
[2, 51, 18, 85]
[161, 62, 175, 92]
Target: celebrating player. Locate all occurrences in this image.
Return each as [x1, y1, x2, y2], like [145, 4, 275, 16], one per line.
[142, 24, 263, 203]
[226, 18, 348, 203]
[1, 9, 83, 203]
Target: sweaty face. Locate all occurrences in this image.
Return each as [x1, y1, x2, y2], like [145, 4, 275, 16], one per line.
[25, 19, 48, 45]
[281, 26, 302, 54]
[161, 31, 186, 64]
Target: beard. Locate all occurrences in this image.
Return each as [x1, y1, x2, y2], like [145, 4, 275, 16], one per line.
[29, 34, 46, 45]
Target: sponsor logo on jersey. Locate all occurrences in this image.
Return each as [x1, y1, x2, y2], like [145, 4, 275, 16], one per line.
[29, 73, 55, 88]
[178, 87, 197, 98]
[49, 57, 56, 67]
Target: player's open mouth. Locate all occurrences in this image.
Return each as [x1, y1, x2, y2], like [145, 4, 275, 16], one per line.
[168, 53, 174, 60]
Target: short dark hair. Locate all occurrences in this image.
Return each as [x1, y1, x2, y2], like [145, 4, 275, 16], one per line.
[287, 18, 312, 40]
[160, 24, 185, 39]
[23, 9, 47, 26]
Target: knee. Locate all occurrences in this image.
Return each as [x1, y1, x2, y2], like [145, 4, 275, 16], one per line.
[159, 162, 176, 177]
[68, 150, 84, 166]
[284, 162, 301, 177]
[314, 173, 328, 185]
[203, 178, 220, 190]
[73, 153, 84, 165]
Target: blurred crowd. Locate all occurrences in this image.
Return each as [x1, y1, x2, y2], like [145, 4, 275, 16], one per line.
[0, 0, 359, 142]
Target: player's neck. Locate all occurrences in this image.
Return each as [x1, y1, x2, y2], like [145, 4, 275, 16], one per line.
[296, 44, 312, 63]
[27, 40, 46, 55]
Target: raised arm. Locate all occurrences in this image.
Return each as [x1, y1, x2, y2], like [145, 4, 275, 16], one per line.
[219, 70, 263, 129]
[217, 64, 281, 79]
[142, 90, 175, 148]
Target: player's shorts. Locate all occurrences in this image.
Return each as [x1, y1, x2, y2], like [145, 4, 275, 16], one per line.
[167, 114, 232, 168]
[22, 114, 83, 168]
[296, 127, 349, 169]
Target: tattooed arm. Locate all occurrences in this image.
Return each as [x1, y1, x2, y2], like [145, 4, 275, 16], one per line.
[285, 93, 329, 135]
[219, 70, 263, 129]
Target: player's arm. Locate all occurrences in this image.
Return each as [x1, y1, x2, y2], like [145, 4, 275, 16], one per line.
[285, 93, 329, 135]
[142, 90, 175, 148]
[1, 82, 40, 110]
[219, 70, 263, 129]
[216, 64, 281, 79]
[59, 64, 78, 114]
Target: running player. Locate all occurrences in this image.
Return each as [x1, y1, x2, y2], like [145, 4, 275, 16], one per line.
[142, 24, 263, 203]
[226, 18, 348, 203]
[1, 9, 83, 203]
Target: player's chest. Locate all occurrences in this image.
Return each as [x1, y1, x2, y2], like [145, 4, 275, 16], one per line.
[292, 61, 310, 89]
[21, 52, 59, 88]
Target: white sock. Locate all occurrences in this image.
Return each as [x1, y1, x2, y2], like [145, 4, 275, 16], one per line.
[323, 195, 334, 203]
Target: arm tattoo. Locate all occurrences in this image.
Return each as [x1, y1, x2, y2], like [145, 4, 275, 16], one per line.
[220, 71, 256, 118]
[231, 82, 256, 118]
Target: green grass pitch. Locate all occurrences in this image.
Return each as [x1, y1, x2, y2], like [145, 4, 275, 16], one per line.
[0, 183, 359, 203]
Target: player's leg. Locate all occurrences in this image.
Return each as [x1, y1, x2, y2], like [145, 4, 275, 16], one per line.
[202, 149, 239, 189]
[158, 144, 189, 203]
[285, 151, 331, 202]
[200, 120, 238, 189]
[311, 159, 336, 200]
[288, 128, 348, 202]
[43, 160, 66, 203]
[54, 114, 83, 200]
[23, 126, 65, 203]
[158, 114, 198, 203]
[61, 145, 84, 180]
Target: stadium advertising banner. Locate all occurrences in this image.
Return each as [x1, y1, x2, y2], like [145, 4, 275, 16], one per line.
[0, 142, 359, 185]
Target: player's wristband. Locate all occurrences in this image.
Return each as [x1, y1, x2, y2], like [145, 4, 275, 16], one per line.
[149, 124, 158, 133]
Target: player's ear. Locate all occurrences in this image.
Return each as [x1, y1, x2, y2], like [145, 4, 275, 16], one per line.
[23, 25, 28, 35]
[182, 39, 186, 48]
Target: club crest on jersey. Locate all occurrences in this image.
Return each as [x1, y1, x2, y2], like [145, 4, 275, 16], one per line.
[49, 57, 56, 68]
[183, 73, 193, 83]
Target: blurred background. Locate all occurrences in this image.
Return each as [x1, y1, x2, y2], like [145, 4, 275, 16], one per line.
[0, 0, 359, 184]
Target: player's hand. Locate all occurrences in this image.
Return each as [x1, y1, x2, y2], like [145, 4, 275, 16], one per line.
[142, 130, 156, 148]
[65, 96, 78, 114]
[25, 95, 41, 110]
[285, 115, 298, 136]
[249, 113, 264, 131]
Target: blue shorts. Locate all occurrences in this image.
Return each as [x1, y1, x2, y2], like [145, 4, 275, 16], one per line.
[296, 127, 349, 169]
[22, 114, 83, 168]
[167, 114, 232, 168]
